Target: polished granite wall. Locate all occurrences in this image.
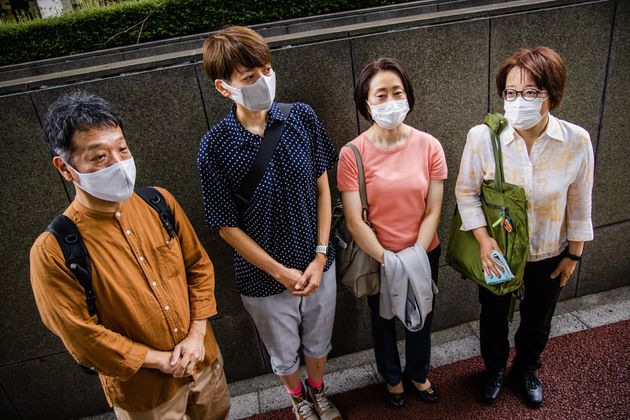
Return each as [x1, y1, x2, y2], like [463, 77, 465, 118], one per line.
[0, 1, 627, 418]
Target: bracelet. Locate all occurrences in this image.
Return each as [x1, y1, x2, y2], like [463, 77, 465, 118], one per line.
[563, 249, 582, 261]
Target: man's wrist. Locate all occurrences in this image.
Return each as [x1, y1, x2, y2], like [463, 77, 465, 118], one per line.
[189, 319, 207, 337]
[314, 252, 327, 265]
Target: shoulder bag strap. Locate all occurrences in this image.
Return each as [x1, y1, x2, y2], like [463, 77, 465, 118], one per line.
[234, 103, 293, 208]
[484, 112, 508, 193]
[46, 215, 96, 317]
[135, 186, 177, 237]
[345, 143, 370, 225]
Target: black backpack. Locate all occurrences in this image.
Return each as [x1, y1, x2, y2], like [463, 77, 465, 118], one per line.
[45, 187, 177, 374]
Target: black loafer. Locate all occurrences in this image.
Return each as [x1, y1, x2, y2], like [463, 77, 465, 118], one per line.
[385, 387, 406, 407]
[520, 369, 544, 407]
[403, 376, 439, 403]
[482, 368, 506, 404]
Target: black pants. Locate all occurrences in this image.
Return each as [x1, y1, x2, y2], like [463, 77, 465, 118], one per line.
[479, 252, 564, 372]
[367, 246, 441, 386]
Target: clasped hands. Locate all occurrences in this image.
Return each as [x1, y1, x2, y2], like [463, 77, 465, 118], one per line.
[277, 254, 327, 297]
[151, 321, 206, 377]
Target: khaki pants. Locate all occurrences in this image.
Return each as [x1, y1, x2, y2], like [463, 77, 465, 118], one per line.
[114, 353, 230, 420]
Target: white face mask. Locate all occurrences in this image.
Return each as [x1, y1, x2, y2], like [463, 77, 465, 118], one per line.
[65, 157, 136, 203]
[504, 97, 547, 130]
[368, 99, 409, 129]
[221, 71, 276, 111]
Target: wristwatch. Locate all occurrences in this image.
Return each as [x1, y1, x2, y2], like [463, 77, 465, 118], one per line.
[563, 249, 582, 261]
[315, 245, 328, 256]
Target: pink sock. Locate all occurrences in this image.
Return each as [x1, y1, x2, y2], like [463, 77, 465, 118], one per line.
[288, 383, 303, 397]
[307, 378, 323, 389]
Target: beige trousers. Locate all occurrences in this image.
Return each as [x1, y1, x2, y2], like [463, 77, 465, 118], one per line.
[114, 352, 230, 420]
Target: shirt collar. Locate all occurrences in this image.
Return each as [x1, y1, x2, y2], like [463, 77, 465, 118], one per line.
[503, 113, 565, 145]
[267, 102, 286, 123]
[70, 195, 131, 220]
[226, 101, 285, 142]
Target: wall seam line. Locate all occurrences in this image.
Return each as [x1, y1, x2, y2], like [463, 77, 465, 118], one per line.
[0, 381, 22, 419]
[0, 350, 70, 369]
[593, 0, 617, 160]
[348, 35, 361, 137]
[193, 62, 211, 131]
[487, 13, 492, 114]
[27, 89, 72, 203]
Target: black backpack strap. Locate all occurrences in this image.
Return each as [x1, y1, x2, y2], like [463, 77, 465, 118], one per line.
[46, 215, 96, 317]
[234, 102, 293, 208]
[135, 186, 177, 238]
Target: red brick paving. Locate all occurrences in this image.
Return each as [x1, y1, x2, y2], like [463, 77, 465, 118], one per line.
[247, 320, 630, 419]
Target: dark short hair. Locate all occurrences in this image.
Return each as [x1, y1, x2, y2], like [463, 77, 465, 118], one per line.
[42, 91, 124, 162]
[354, 57, 415, 122]
[496, 47, 567, 111]
[202, 26, 272, 82]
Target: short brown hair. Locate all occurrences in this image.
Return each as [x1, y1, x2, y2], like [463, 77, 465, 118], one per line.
[496, 47, 566, 111]
[354, 58, 415, 122]
[202, 26, 272, 82]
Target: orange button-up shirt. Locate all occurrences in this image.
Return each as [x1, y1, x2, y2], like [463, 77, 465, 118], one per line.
[30, 187, 219, 412]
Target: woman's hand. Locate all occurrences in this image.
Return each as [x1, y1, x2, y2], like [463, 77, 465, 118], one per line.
[551, 257, 578, 287]
[473, 227, 503, 278]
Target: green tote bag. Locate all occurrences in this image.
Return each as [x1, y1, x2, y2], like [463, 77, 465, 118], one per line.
[446, 113, 530, 295]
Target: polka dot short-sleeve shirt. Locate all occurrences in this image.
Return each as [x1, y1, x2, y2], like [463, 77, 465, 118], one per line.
[197, 102, 338, 297]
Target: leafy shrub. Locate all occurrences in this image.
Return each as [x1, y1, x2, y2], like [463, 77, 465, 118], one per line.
[0, 0, 409, 66]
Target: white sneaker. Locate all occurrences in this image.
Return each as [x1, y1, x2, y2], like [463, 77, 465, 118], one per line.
[291, 393, 319, 420]
[305, 382, 342, 420]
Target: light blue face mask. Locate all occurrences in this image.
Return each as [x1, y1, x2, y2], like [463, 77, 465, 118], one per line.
[220, 71, 276, 111]
[64, 157, 136, 202]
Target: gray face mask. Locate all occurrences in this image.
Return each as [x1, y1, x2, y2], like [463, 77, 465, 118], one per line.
[64, 157, 136, 202]
[220, 71, 276, 111]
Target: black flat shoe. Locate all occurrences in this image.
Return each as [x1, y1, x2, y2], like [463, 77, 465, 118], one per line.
[403, 376, 439, 403]
[520, 369, 544, 408]
[482, 368, 506, 404]
[385, 387, 406, 407]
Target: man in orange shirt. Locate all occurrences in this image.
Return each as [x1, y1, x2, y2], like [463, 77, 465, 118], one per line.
[29, 91, 230, 419]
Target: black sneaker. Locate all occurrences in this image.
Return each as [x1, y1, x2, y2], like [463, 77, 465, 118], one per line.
[482, 368, 506, 404]
[520, 369, 544, 407]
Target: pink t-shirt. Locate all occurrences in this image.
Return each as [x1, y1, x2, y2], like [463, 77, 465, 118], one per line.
[337, 128, 447, 252]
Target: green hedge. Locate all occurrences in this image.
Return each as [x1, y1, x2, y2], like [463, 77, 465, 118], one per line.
[0, 0, 410, 66]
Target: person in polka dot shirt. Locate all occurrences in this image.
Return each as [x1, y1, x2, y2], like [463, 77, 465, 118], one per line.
[197, 26, 341, 420]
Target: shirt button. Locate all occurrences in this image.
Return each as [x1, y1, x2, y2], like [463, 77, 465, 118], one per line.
[139, 256, 144, 262]
[125, 229, 131, 235]
[151, 281, 157, 287]
[173, 327, 178, 333]
[115, 211, 121, 218]
[164, 305, 170, 311]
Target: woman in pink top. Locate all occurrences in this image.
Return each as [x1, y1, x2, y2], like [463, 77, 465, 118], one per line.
[337, 58, 447, 407]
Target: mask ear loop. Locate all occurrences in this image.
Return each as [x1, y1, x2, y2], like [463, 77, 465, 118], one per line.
[219, 80, 239, 96]
[60, 158, 82, 178]
[365, 100, 375, 122]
